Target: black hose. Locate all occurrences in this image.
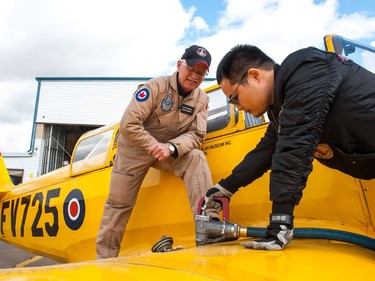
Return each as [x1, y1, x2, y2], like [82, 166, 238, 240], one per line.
[246, 227, 375, 251]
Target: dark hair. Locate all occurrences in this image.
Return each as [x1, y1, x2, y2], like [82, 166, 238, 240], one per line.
[216, 44, 275, 84]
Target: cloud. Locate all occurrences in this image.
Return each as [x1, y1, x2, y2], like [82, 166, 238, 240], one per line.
[0, 80, 36, 123]
[0, 0, 193, 152]
[197, 0, 375, 78]
[191, 16, 209, 32]
[0, 0, 191, 79]
[1, 0, 375, 152]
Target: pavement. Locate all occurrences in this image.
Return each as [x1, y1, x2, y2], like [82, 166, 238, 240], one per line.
[0, 240, 60, 269]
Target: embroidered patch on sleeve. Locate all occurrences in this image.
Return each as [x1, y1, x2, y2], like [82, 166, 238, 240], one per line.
[135, 88, 150, 102]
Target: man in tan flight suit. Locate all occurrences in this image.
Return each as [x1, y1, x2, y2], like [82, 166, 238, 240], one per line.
[96, 45, 217, 258]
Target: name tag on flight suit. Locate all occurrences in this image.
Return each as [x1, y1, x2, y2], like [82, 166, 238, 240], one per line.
[180, 104, 195, 115]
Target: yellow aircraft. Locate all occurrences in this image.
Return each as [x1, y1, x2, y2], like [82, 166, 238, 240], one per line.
[0, 34, 374, 280]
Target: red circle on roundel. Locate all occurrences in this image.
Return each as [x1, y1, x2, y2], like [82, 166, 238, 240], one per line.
[64, 189, 85, 230]
[69, 200, 79, 218]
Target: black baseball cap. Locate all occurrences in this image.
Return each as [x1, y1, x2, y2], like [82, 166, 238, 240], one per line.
[181, 45, 211, 70]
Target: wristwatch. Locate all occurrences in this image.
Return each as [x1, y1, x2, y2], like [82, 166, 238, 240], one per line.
[168, 143, 176, 156]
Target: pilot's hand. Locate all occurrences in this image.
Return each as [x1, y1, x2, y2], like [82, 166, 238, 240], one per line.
[242, 213, 294, 251]
[204, 183, 233, 212]
[147, 143, 170, 161]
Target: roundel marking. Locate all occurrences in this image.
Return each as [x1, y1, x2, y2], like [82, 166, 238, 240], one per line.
[64, 189, 86, 231]
[135, 88, 150, 102]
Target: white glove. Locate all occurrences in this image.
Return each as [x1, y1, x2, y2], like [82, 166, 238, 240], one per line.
[204, 183, 233, 212]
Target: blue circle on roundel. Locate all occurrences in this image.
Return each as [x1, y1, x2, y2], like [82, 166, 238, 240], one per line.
[63, 189, 86, 231]
[135, 88, 150, 102]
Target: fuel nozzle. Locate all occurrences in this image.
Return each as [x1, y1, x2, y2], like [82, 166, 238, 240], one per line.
[195, 196, 243, 245]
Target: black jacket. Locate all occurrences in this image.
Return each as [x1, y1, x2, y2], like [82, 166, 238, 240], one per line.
[220, 47, 375, 213]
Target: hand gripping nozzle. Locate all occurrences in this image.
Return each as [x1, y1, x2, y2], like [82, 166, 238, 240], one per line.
[195, 196, 245, 245]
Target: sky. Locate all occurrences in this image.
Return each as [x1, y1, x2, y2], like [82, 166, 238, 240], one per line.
[1, 0, 375, 153]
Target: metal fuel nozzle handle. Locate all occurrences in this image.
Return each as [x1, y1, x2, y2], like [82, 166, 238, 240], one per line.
[196, 196, 230, 221]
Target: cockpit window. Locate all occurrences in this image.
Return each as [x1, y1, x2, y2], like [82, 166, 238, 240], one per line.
[242, 109, 265, 128]
[207, 88, 231, 132]
[206, 87, 265, 133]
[72, 129, 113, 173]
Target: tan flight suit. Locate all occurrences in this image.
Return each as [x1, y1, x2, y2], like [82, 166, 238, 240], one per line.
[96, 72, 214, 258]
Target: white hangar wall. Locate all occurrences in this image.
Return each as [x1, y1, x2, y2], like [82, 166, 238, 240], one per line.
[37, 78, 148, 126]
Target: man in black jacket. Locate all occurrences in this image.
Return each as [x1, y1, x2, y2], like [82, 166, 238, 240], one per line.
[205, 44, 375, 250]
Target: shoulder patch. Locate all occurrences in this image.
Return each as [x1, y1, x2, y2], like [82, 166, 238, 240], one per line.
[314, 144, 333, 159]
[135, 88, 150, 102]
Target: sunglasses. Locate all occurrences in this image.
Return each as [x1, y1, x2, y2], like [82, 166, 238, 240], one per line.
[228, 72, 247, 105]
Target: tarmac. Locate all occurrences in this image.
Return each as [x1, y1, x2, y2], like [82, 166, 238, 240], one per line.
[0, 240, 60, 270]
